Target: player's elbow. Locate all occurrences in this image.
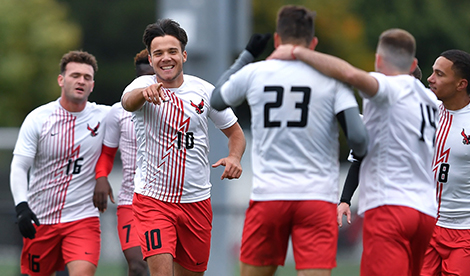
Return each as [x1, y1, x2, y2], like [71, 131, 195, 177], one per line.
[210, 88, 229, 111]
[121, 92, 141, 112]
[348, 131, 368, 159]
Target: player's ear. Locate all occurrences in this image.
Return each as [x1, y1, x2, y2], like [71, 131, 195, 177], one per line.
[274, 33, 281, 49]
[409, 58, 417, 75]
[457, 78, 468, 93]
[309, 37, 319, 50]
[182, 50, 187, 63]
[57, 74, 64, 87]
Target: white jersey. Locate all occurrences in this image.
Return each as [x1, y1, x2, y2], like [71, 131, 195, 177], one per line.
[103, 102, 136, 206]
[13, 99, 110, 224]
[220, 59, 358, 203]
[358, 73, 439, 217]
[433, 103, 470, 229]
[122, 74, 237, 203]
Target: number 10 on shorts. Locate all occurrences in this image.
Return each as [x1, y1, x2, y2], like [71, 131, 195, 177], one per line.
[145, 229, 162, 251]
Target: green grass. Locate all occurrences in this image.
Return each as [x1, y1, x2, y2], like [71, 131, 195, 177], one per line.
[0, 263, 126, 276]
[233, 262, 360, 276]
[0, 261, 360, 276]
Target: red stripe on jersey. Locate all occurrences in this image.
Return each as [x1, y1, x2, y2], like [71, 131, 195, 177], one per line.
[143, 89, 190, 203]
[433, 106, 452, 219]
[32, 109, 78, 224]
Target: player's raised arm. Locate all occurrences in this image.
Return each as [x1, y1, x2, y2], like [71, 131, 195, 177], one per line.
[211, 33, 271, 111]
[269, 45, 379, 97]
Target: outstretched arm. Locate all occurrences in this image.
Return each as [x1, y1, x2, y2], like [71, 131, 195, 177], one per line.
[268, 45, 379, 97]
[212, 122, 246, 180]
[122, 82, 165, 112]
[211, 33, 271, 111]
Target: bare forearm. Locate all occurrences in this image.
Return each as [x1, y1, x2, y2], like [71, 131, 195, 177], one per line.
[223, 123, 246, 161]
[228, 129, 246, 161]
[121, 88, 146, 112]
[294, 47, 378, 96]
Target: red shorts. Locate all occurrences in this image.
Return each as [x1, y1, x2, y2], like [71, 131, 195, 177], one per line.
[117, 205, 140, 251]
[421, 225, 470, 275]
[361, 205, 435, 276]
[20, 217, 101, 276]
[132, 193, 212, 272]
[240, 200, 338, 270]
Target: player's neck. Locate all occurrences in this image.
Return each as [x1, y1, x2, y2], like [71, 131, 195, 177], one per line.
[59, 97, 87, 113]
[158, 74, 184, 89]
[443, 94, 470, 111]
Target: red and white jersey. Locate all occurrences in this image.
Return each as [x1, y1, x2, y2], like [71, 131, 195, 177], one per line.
[358, 73, 439, 217]
[122, 74, 237, 203]
[433, 103, 470, 229]
[219, 59, 358, 203]
[13, 99, 110, 224]
[103, 102, 136, 206]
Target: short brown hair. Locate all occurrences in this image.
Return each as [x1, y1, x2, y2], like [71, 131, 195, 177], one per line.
[276, 5, 316, 47]
[134, 49, 150, 66]
[60, 50, 98, 74]
[377, 29, 416, 71]
[143, 19, 188, 53]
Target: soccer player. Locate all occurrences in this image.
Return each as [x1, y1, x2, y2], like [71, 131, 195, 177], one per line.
[10, 50, 110, 276]
[93, 49, 153, 276]
[268, 28, 439, 276]
[336, 63, 425, 228]
[211, 5, 368, 276]
[420, 49, 470, 275]
[121, 19, 246, 276]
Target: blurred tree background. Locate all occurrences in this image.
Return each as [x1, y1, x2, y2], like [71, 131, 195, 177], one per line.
[2, 0, 470, 127]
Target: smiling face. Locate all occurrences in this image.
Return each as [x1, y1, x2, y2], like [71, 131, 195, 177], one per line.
[58, 62, 95, 112]
[149, 35, 187, 88]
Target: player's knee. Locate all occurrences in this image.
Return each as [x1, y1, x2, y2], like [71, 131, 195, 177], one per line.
[128, 258, 148, 276]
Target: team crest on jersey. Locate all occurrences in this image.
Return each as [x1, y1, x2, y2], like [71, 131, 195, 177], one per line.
[190, 99, 205, 114]
[461, 129, 470, 145]
[87, 122, 101, 137]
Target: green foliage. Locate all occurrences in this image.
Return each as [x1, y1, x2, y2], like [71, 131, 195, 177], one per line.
[0, 0, 80, 126]
[352, 0, 470, 81]
[56, 0, 157, 106]
[252, 0, 375, 70]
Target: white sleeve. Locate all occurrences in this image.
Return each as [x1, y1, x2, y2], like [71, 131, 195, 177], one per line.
[122, 75, 157, 99]
[103, 103, 122, 148]
[219, 63, 255, 107]
[10, 154, 34, 205]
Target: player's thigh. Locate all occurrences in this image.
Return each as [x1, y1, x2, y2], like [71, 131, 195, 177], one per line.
[174, 199, 212, 273]
[420, 234, 442, 276]
[291, 201, 337, 270]
[361, 206, 418, 276]
[146, 253, 173, 275]
[21, 224, 64, 276]
[123, 246, 147, 276]
[132, 193, 177, 260]
[67, 260, 96, 276]
[440, 227, 470, 275]
[410, 212, 435, 276]
[62, 217, 100, 267]
[240, 200, 292, 267]
[117, 205, 140, 251]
